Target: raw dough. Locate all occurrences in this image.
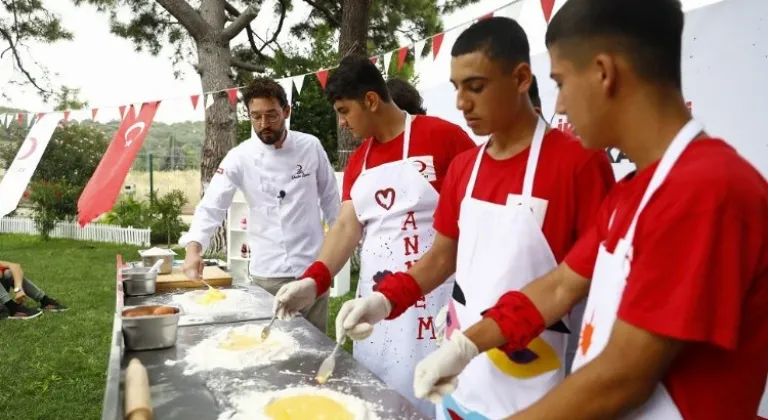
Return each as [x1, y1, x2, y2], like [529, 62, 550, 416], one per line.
[218, 331, 283, 351]
[264, 395, 354, 420]
[196, 287, 227, 305]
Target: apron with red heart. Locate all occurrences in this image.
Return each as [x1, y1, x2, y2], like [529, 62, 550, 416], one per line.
[570, 120, 705, 419]
[350, 112, 454, 418]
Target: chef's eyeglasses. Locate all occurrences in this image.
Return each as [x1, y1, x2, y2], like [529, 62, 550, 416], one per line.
[250, 112, 281, 126]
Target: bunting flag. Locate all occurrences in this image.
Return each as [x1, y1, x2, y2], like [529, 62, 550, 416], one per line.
[17, 113, 23, 125]
[293, 75, 305, 96]
[316, 69, 329, 89]
[190, 94, 200, 110]
[92, 108, 99, 120]
[0, 114, 61, 218]
[414, 40, 427, 70]
[63, 111, 70, 122]
[397, 47, 409, 70]
[433, 33, 445, 60]
[227, 88, 239, 107]
[383, 52, 393, 75]
[77, 102, 160, 226]
[370, 56, 378, 65]
[541, 0, 556, 23]
[205, 93, 214, 109]
[479, 11, 494, 20]
[118, 105, 127, 120]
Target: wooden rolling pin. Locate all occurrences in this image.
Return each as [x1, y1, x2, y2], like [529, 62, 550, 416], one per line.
[124, 358, 153, 420]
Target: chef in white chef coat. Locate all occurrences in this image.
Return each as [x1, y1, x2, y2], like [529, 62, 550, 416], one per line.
[180, 77, 340, 332]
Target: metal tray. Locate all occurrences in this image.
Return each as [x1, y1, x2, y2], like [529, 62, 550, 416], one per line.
[121, 305, 182, 351]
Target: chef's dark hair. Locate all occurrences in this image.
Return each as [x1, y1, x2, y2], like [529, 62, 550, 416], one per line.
[451, 16, 530, 71]
[387, 78, 427, 115]
[242, 77, 289, 110]
[325, 55, 391, 103]
[529, 75, 541, 109]
[545, 0, 684, 89]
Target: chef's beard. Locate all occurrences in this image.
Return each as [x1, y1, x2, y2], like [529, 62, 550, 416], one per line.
[257, 123, 286, 146]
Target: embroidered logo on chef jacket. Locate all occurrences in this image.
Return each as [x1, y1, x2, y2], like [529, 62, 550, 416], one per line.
[291, 164, 311, 180]
[408, 155, 436, 182]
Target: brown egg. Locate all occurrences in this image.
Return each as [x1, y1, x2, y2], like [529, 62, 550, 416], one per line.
[152, 306, 176, 315]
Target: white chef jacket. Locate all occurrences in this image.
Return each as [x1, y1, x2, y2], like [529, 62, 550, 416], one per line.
[179, 130, 341, 278]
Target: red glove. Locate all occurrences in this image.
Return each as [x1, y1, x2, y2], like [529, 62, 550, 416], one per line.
[482, 291, 545, 354]
[374, 272, 423, 320]
[301, 261, 332, 297]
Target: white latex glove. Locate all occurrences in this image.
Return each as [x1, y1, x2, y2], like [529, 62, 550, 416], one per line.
[274, 278, 317, 320]
[335, 292, 393, 341]
[413, 330, 479, 404]
[434, 304, 449, 347]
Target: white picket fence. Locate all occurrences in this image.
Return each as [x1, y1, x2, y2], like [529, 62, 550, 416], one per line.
[0, 216, 151, 246]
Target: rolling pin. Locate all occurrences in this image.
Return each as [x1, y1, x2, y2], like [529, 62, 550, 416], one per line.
[124, 358, 153, 420]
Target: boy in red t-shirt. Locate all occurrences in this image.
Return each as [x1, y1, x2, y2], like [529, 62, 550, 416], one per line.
[408, 0, 768, 419]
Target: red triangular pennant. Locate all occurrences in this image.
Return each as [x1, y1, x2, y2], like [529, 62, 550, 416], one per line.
[17, 113, 23, 125]
[119, 105, 127, 119]
[63, 111, 70, 122]
[433, 33, 445, 60]
[541, 0, 555, 23]
[370, 56, 378, 65]
[227, 88, 239, 107]
[92, 108, 99, 120]
[397, 47, 409, 70]
[479, 12, 494, 21]
[191, 94, 200, 110]
[316, 69, 329, 89]
[37, 112, 45, 121]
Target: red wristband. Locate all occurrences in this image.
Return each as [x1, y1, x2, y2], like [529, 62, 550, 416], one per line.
[301, 261, 332, 297]
[482, 291, 545, 354]
[374, 272, 423, 320]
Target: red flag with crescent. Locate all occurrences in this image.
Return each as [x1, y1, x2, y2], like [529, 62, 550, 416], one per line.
[77, 101, 160, 226]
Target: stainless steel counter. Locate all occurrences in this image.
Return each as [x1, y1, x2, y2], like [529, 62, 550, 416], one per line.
[104, 284, 429, 420]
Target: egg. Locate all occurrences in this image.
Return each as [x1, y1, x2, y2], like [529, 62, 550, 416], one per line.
[152, 306, 176, 315]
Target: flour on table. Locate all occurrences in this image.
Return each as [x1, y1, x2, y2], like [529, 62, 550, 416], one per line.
[218, 386, 381, 420]
[181, 324, 298, 374]
[171, 289, 262, 314]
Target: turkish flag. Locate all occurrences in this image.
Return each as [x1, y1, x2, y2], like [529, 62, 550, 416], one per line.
[77, 101, 160, 226]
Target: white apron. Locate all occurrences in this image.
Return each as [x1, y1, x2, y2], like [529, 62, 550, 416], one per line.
[570, 120, 705, 419]
[440, 118, 569, 420]
[350, 113, 454, 418]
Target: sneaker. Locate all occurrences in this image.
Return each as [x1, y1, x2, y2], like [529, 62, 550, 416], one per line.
[40, 297, 68, 312]
[5, 303, 43, 320]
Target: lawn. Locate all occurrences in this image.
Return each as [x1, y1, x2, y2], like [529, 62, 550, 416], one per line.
[0, 233, 357, 418]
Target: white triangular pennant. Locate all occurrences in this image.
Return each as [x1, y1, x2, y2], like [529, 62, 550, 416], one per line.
[205, 93, 214, 109]
[414, 40, 427, 71]
[383, 52, 393, 77]
[293, 75, 305, 96]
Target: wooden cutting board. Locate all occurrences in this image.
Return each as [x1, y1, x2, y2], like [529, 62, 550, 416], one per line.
[156, 266, 232, 290]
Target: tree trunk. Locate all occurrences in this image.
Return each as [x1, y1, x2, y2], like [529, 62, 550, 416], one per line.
[196, 0, 234, 256]
[336, 0, 371, 169]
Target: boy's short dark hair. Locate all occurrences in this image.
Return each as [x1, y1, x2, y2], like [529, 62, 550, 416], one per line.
[451, 16, 530, 71]
[241, 77, 289, 110]
[387, 78, 427, 115]
[325, 55, 391, 103]
[545, 0, 684, 89]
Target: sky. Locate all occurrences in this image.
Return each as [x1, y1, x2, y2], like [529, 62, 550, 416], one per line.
[0, 0, 503, 123]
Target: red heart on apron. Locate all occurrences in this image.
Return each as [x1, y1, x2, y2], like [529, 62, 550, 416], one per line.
[374, 188, 396, 210]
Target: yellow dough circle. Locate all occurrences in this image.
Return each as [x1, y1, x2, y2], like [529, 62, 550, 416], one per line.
[195, 288, 227, 305]
[265, 395, 354, 420]
[218, 330, 283, 351]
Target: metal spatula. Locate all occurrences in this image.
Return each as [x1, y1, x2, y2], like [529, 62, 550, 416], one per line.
[316, 337, 344, 384]
[261, 301, 281, 340]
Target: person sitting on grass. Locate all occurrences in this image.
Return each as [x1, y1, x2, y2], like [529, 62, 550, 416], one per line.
[0, 260, 67, 320]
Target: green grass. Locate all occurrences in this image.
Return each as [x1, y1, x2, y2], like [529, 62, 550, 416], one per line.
[0, 233, 359, 417]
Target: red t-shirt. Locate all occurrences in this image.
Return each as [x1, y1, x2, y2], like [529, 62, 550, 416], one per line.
[342, 115, 476, 200]
[433, 129, 615, 264]
[565, 138, 768, 419]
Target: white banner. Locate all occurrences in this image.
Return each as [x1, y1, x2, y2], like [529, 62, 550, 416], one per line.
[0, 114, 61, 218]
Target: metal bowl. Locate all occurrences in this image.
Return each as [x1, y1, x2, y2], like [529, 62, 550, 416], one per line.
[140, 255, 173, 275]
[121, 268, 157, 297]
[121, 305, 181, 351]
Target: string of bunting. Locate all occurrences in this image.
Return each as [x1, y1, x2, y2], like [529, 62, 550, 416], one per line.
[0, 0, 523, 128]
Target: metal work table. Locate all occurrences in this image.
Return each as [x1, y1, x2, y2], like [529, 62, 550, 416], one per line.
[103, 283, 429, 420]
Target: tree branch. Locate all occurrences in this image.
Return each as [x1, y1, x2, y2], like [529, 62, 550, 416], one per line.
[302, 0, 340, 26]
[230, 56, 266, 72]
[258, 0, 287, 53]
[220, 4, 262, 42]
[0, 26, 49, 96]
[154, 0, 212, 41]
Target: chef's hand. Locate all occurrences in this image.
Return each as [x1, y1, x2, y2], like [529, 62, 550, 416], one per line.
[182, 244, 204, 279]
[413, 330, 479, 404]
[335, 292, 392, 341]
[274, 278, 317, 320]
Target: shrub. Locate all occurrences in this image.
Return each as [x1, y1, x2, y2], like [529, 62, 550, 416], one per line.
[28, 180, 81, 240]
[105, 190, 189, 246]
